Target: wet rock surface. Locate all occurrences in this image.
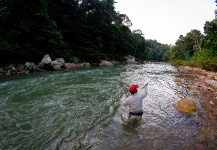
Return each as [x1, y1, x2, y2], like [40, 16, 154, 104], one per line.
[173, 97, 197, 114]
[175, 66, 217, 148]
[179, 66, 217, 102]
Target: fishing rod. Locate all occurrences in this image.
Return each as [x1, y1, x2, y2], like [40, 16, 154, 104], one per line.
[142, 77, 155, 89]
[141, 77, 169, 89]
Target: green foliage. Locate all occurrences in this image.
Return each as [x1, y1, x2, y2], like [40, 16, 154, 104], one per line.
[168, 17, 217, 71]
[0, 0, 175, 65]
[146, 39, 170, 61]
[184, 29, 203, 57]
[203, 19, 217, 53]
[0, 0, 216, 69]
[170, 59, 188, 67]
[166, 29, 203, 62]
[131, 30, 146, 59]
[189, 49, 217, 71]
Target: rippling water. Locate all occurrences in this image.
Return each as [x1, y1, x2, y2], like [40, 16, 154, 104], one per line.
[0, 62, 216, 149]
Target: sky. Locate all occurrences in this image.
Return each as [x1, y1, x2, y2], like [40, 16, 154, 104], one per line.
[114, 0, 216, 45]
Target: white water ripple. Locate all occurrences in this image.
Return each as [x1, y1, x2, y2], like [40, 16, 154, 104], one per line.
[0, 63, 216, 149]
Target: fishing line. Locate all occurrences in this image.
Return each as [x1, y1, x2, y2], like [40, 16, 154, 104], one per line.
[142, 77, 156, 88]
[141, 77, 165, 88]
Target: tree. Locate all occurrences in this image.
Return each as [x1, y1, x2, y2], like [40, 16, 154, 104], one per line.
[184, 29, 203, 56]
[0, 0, 169, 65]
[203, 19, 217, 55]
[145, 39, 170, 61]
[0, 0, 65, 63]
[131, 30, 147, 60]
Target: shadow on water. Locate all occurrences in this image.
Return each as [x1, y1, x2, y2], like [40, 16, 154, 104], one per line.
[0, 63, 217, 149]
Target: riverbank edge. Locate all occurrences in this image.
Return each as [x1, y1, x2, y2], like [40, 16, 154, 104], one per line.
[0, 60, 136, 77]
[178, 65, 217, 106]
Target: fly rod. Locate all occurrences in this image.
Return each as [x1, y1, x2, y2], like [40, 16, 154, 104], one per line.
[142, 78, 155, 89]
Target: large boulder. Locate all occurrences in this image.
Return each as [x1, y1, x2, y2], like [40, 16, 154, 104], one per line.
[38, 54, 52, 67]
[82, 62, 90, 67]
[41, 54, 52, 64]
[52, 58, 65, 66]
[38, 54, 54, 70]
[125, 55, 137, 63]
[99, 60, 113, 66]
[51, 58, 65, 71]
[25, 62, 36, 72]
[173, 97, 197, 114]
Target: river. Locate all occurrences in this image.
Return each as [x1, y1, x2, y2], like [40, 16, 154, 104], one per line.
[0, 62, 216, 150]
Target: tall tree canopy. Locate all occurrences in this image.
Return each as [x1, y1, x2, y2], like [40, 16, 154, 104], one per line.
[0, 0, 170, 65]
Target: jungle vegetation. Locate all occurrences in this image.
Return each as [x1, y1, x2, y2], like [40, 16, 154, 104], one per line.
[0, 0, 216, 71]
[0, 0, 169, 65]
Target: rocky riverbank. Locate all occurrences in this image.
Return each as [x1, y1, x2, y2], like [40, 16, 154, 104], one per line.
[176, 65, 217, 146]
[172, 65, 217, 115]
[0, 55, 138, 76]
[0, 61, 91, 76]
[179, 65, 217, 106]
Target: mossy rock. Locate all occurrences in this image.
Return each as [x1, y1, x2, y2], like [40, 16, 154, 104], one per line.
[173, 97, 196, 114]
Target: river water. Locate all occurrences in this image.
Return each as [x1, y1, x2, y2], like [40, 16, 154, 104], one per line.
[0, 62, 216, 150]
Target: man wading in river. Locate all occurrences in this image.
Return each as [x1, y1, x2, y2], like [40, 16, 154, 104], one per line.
[122, 84, 148, 121]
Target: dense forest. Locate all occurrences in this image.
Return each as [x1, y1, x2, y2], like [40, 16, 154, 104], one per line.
[0, 0, 169, 65]
[0, 0, 216, 71]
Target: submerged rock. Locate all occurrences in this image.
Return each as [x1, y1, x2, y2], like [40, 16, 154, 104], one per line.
[173, 97, 197, 114]
[173, 78, 182, 82]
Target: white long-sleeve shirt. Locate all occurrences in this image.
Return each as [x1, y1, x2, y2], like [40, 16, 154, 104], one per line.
[122, 86, 148, 113]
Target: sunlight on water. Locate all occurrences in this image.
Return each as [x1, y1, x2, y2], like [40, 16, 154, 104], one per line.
[0, 63, 216, 149]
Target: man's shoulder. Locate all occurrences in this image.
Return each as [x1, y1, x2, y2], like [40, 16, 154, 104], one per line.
[125, 95, 134, 101]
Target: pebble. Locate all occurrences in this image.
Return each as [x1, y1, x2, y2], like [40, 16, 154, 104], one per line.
[209, 101, 215, 105]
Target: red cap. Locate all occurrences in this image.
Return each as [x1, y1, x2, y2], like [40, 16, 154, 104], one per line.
[129, 84, 139, 93]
